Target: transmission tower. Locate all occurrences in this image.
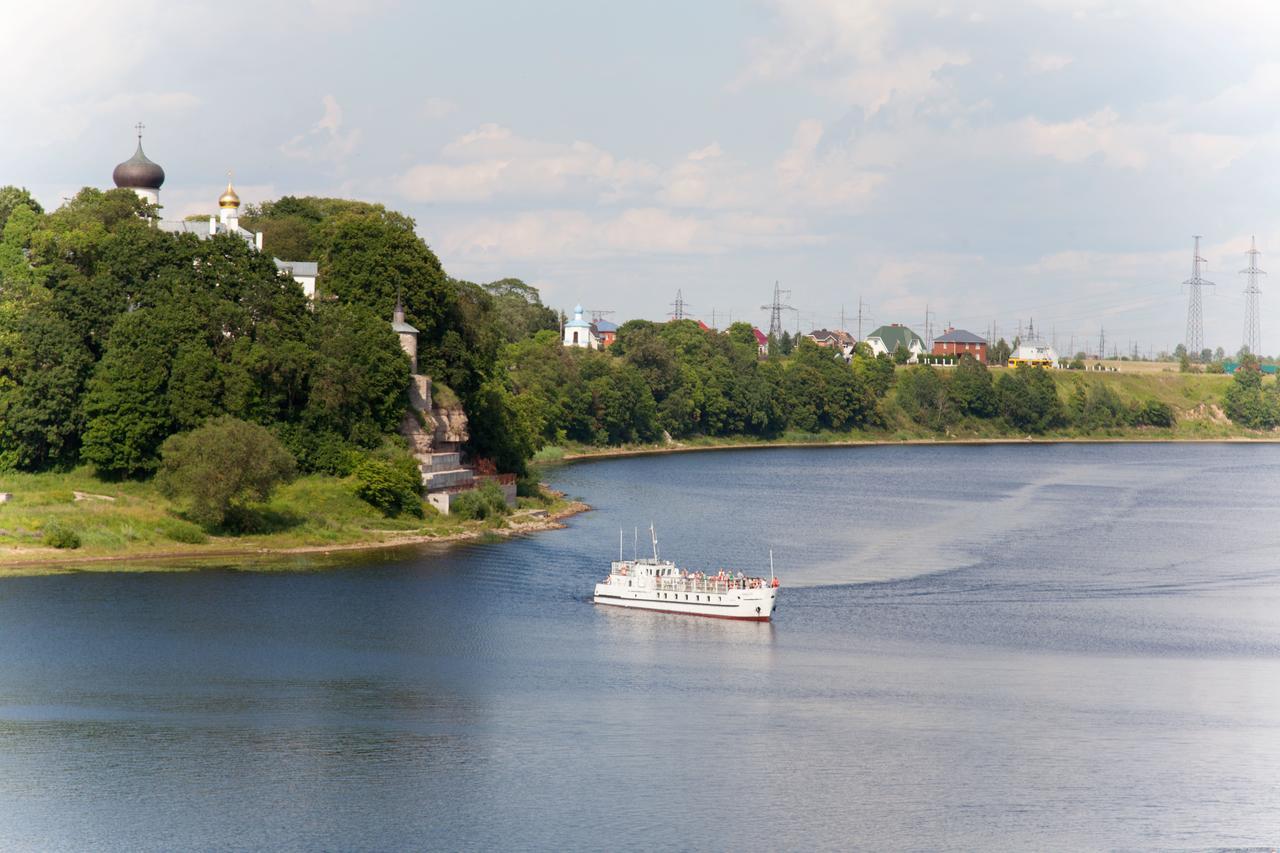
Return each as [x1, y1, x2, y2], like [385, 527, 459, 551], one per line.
[1241, 236, 1264, 356]
[1183, 236, 1215, 357]
[1098, 325, 1105, 360]
[669, 289, 689, 321]
[760, 281, 793, 341]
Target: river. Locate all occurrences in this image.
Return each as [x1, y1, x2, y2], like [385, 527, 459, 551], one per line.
[1, 443, 1279, 850]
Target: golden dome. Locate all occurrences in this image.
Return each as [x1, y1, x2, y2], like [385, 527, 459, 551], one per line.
[218, 181, 240, 209]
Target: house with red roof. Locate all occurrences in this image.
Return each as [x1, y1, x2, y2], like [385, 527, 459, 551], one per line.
[752, 327, 769, 357]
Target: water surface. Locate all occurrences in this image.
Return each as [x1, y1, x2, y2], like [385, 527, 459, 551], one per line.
[1, 444, 1279, 850]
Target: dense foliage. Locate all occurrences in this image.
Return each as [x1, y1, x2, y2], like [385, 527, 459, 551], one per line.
[156, 416, 297, 528]
[0, 187, 554, 483]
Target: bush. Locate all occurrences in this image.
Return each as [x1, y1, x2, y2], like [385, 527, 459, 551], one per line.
[159, 517, 208, 544]
[451, 481, 510, 521]
[353, 455, 424, 518]
[42, 522, 81, 549]
[1134, 400, 1175, 428]
[156, 416, 297, 529]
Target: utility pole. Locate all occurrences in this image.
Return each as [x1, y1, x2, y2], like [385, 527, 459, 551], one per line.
[1184, 235, 1215, 357]
[760, 282, 793, 342]
[669, 289, 689, 321]
[1241, 236, 1264, 356]
[588, 309, 615, 323]
[856, 297, 870, 340]
[711, 308, 716, 331]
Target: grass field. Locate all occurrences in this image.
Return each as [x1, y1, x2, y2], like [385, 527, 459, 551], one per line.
[0, 467, 569, 568]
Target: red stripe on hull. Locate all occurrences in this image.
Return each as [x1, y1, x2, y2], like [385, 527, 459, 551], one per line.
[593, 600, 771, 622]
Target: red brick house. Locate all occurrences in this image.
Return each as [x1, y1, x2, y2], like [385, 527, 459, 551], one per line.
[932, 327, 988, 363]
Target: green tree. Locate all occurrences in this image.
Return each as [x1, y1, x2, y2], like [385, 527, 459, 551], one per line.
[0, 186, 43, 233]
[353, 452, 424, 518]
[990, 338, 1012, 366]
[896, 364, 953, 430]
[947, 355, 997, 418]
[156, 416, 297, 528]
[995, 365, 1064, 433]
[304, 303, 411, 448]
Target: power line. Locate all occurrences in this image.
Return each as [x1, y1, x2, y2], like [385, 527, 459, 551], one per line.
[669, 289, 689, 321]
[1183, 235, 1215, 356]
[760, 282, 793, 341]
[1241, 236, 1264, 356]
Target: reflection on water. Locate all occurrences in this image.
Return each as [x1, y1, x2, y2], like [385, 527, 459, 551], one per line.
[1, 443, 1280, 850]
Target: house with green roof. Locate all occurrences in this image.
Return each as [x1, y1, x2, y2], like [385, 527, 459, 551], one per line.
[865, 324, 925, 362]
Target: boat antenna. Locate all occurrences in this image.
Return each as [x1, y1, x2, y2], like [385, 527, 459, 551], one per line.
[770, 549, 775, 583]
[619, 528, 623, 562]
[633, 527, 638, 561]
[650, 523, 659, 562]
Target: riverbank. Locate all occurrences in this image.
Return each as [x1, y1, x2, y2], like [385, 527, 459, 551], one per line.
[550, 432, 1280, 462]
[0, 468, 589, 575]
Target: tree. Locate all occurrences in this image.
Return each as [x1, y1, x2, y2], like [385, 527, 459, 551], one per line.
[0, 186, 42, 233]
[995, 365, 1064, 432]
[947, 355, 997, 418]
[156, 417, 297, 528]
[304, 303, 411, 448]
[896, 364, 953, 430]
[1223, 364, 1279, 429]
[990, 338, 1012, 366]
[353, 452, 424, 518]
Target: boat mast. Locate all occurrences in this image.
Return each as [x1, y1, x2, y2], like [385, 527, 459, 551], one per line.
[770, 549, 775, 583]
[633, 527, 638, 561]
[619, 528, 623, 562]
[650, 523, 659, 562]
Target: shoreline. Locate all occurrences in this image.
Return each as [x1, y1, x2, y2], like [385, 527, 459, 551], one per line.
[7, 433, 1279, 574]
[554, 433, 1280, 463]
[0, 499, 590, 576]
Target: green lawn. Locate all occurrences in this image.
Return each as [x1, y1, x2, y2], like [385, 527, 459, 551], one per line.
[0, 467, 567, 567]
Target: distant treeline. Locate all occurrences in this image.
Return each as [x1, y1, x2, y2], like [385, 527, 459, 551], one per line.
[496, 322, 1182, 451]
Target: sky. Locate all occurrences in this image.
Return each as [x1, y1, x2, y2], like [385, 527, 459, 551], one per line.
[5, 0, 1280, 356]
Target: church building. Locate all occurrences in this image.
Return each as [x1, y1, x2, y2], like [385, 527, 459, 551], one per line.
[111, 127, 318, 300]
[563, 304, 600, 349]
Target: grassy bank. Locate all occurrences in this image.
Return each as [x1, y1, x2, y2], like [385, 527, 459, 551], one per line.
[533, 369, 1269, 462]
[0, 468, 582, 573]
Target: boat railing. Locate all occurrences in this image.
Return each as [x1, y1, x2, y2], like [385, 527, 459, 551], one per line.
[652, 577, 769, 593]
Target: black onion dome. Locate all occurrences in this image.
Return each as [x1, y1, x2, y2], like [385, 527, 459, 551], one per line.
[112, 142, 165, 190]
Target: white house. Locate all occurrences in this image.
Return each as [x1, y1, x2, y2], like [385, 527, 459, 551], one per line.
[863, 324, 926, 362]
[563, 304, 600, 349]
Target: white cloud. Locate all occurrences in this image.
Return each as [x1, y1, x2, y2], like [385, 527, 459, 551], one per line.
[436, 207, 820, 262]
[397, 124, 658, 203]
[280, 95, 362, 163]
[1028, 52, 1073, 73]
[421, 96, 457, 120]
[737, 0, 969, 116]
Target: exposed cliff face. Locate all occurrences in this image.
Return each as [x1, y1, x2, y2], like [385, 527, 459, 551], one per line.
[432, 406, 469, 447]
[398, 374, 469, 457]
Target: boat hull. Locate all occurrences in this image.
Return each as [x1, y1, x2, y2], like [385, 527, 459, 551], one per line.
[593, 587, 776, 621]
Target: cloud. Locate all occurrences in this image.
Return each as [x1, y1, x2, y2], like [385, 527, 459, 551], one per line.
[397, 124, 657, 203]
[1028, 52, 1073, 73]
[421, 96, 457, 120]
[436, 207, 820, 262]
[279, 95, 362, 163]
[736, 0, 969, 116]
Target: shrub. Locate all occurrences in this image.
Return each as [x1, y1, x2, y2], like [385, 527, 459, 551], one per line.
[159, 517, 209, 544]
[353, 455, 424, 518]
[1134, 400, 1175, 428]
[451, 481, 510, 521]
[42, 522, 81, 549]
[156, 416, 297, 529]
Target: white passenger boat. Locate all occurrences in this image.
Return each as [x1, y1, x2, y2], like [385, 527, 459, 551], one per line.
[593, 526, 780, 622]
